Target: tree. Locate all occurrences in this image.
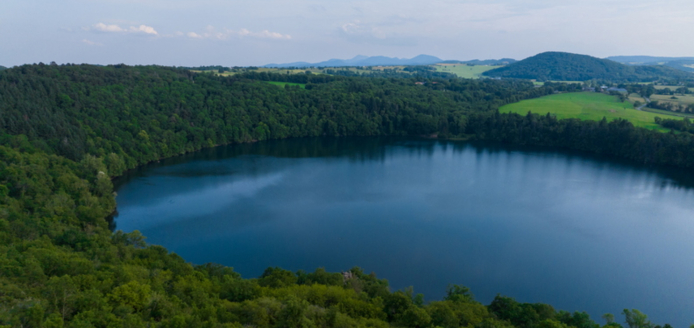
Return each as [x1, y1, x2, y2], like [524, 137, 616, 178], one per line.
[623, 309, 652, 328]
[445, 284, 474, 303]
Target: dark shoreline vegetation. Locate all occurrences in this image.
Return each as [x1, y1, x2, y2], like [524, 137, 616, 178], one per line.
[0, 64, 692, 327]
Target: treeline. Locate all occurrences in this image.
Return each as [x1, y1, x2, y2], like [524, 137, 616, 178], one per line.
[655, 117, 694, 132]
[649, 100, 694, 113]
[652, 87, 691, 95]
[465, 111, 694, 167]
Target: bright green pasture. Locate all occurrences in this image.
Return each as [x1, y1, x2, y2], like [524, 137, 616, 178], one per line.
[499, 92, 682, 131]
[265, 81, 306, 89]
[434, 64, 500, 79]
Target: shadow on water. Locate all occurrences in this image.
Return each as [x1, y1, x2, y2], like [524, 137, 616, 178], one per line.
[461, 140, 694, 192]
[110, 137, 694, 233]
[114, 136, 694, 194]
[113, 137, 394, 189]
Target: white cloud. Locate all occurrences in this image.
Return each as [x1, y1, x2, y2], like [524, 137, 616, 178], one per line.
[93, 23, 124, 33]
[90, 23, 158, 35]
[82, 39, 103, 46]
[185, 26, 291, 40]
[129, 25, 158, 35]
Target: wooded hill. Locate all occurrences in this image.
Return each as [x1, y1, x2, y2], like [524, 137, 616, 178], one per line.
[0, 64, 690, 327]
[483, 52, 693, 82]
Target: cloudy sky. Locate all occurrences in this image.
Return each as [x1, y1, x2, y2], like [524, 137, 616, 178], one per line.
[1, 0, 693, 67]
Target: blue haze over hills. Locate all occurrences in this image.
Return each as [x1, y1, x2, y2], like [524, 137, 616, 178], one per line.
[263, 55, 516, 68]
[607, 56, 694, 73]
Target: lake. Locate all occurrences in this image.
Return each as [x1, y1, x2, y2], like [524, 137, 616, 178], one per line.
[113, 137, 694, 326]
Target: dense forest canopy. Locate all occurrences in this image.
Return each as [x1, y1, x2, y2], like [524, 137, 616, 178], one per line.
[483, 52, 694, 82]
[0, 64, 691, 327]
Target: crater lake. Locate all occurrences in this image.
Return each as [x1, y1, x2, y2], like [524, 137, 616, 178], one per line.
[113, 138, 694, 326]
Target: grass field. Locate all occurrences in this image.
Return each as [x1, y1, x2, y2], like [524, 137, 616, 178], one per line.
[265, 81, 306, 89]
[499, 92, 684, 131]
[653, 85, 694, 92]
[628, 94, 647, 104]
[433, 64, 500, 79]
[650, 94, 694, 106]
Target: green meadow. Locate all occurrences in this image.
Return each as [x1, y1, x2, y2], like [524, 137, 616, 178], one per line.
[265, 81, 306, 88]
[434, 64, 500, 79]
[499, 92, 683, 131]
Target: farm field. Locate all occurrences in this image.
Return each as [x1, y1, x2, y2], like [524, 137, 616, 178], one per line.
[193, 67, 326, 76]
[650, 94, 694, 106]
[653, 85, 694, 92]
[434, 64, 500, 78]
[499, 92, 683, 131]
[193, 66, 419, 77]
[628, 94, 647, 104]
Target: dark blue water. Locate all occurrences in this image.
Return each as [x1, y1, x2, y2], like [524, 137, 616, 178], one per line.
[114, 138, 694, 326]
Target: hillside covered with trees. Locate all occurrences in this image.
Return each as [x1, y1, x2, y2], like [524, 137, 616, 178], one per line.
[0, 64, 690, 327]
[483, 52, 694, 82]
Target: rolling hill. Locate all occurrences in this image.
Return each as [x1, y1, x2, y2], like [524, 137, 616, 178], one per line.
[607, 56, 694, 65]
[440, 58, 516, 65]
[264, 54, 443, 68]
[608, 56, 694, 73]
[483, 52, 693, 82]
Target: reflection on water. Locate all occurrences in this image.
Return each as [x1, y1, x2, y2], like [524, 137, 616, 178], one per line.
[114, 137, 694, 327]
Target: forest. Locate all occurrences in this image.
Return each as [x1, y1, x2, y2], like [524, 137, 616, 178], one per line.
[0, 64, 690, 327]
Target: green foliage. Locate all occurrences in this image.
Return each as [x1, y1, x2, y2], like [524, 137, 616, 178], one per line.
[259, 267, 298, 288]
[622, 309, 652, 328]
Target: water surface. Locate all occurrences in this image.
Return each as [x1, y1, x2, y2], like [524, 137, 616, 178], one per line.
[114, 138, 694, 326]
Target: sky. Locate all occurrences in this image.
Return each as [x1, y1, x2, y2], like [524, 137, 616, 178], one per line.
[1, 0, 693, 67]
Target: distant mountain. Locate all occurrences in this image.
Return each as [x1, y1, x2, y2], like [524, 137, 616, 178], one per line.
[663, 60, 694, 73]
[483, 52, 693, 82]
[264, 55, 443, 68]
[607, 56, 694, 65]
[440, 58, 517, 66]
[607, 56, 694, 73]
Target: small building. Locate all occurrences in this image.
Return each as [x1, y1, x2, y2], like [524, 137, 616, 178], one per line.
[607, 87, 628, 93]
[415, 82, 425, 85]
